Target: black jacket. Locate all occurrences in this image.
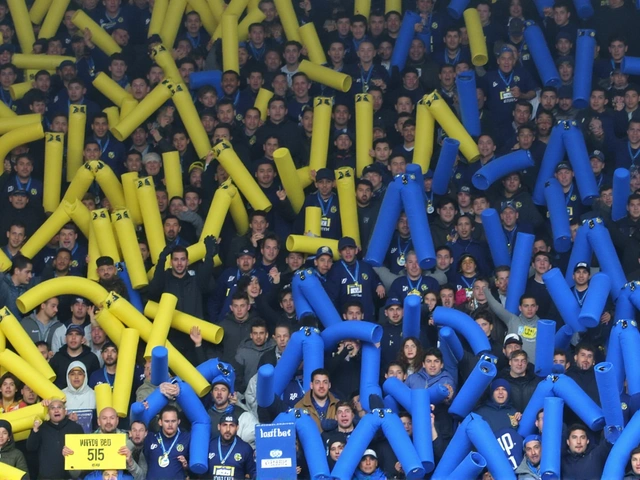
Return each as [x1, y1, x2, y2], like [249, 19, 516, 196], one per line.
[561, 439, 612, 480]
[26, 417, 84, 479]
[498, 366, 542, 412]
[50, 345, 101, 389]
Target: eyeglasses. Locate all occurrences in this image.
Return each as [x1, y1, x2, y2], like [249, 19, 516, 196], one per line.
[49, 405, 65, 410]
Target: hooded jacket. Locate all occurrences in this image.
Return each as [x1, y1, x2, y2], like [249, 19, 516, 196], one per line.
[515, 456, 542, 479]
[234, 337, 276, 393]
[26, 415, 84, 479]
[0, 419, 28, 471]
[561, 439, 612, 480]
[474, 395, 520, 434]
[50, 344, 101, 389]
[405, 367, 457, 394]
[20, 311, 64, 346]
[62, 360, 96, 411]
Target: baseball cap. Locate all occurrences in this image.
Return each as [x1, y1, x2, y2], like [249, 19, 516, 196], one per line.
[219, 415, 238, 425]
[212, 379, 231, 389]
[555, 31, 572, 42]
[332, 130, 354, 143]
[142, 152, 161, 164]
[458, 185, 471, 194]
[555, 162, 573, 172]
[96, 256, 114, 267]
[237, 247, 256, 258]
[316, 168, 335, 182]
[66, 324, 85, 336]
[315, 246, 334, 258]
[500, 201, 517, 213]
[503, 333, 523, 347]
[188, 161, 204, 174]
[363, 163, 386, 177]
[74, 297, 89, 306]
[9, 189, 28, 196]
[590, 150, 605, 163]
[524, 434, 541, 446]
[362, 449, 378, 459]
[58, 59, 76, 70]
[574, 262, 590, 273]
[385, 297, 402, 309]
[338, 236, 357, 250]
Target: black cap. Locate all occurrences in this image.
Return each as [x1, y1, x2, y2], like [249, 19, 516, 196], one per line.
[9, 189, 28, 196]
[500, 201, 517, 212]
[555, 162, 573, 172]
[0, 44, 15, 54]
[503, 333, 523, 347]
[385, 297, 402, 309]
[58, 59, 76, 70]
[66, 324, 85, 336]
[218, 415, 238, 425]
[362, 163, 386, 176]
[574, 262, 590, 273]
[508, 18, 525, 36]
[74, 297, 90, 305]
[96, 256, 115, 267]
[338, 236, 357, 250]
[316, 168, 335, 181]
[590, 150, 605, 163]
[237, 247, 256, 258]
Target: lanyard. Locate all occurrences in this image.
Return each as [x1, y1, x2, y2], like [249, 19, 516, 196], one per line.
[565, 183, 574, 205]
[95, 136, 110, 155]
[397, 236, 410, 257]
[317, 193, 334, 216]
[341, 261, 359, 283]
[360, 65, 373, 89]
[235, 268, 254, 281]
[187, 32, 201, 48]
[460, 275, 475, 289]
[157, 430, 180, 458]
[249, 43, 265, 60]
[445, 49, 461, 65]
[16, 177, 31, 193]
[573, 287, 587, 307]
[504, 226, 517, 248]
[217, 436, 237, 465]
[407, 275, 423, 291]
[424, 190, 434, 205]
[629, 143, 640, 163]
[596, 173, 603, 188]
[102, 366, 114, 387]
[498, 69, 514, 90]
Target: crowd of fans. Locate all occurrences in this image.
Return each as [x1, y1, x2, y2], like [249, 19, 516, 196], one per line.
[0, 0, 640, 478]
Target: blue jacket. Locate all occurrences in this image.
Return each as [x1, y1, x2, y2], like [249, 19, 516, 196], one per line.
[561, 440, 612, 480]
[325, 260, 382, 321]
[474, 398, 520, 434]
[405, 367, 457, 394]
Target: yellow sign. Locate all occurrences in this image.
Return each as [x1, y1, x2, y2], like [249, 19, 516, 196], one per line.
[64, 434, 127, 470]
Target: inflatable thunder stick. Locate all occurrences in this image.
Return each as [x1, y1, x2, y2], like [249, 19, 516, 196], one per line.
[532, 121, 567, 205]
[274, 148, 305, 213]
[238, 9, 267, 42]
[390, 11, 421, 71]
[93, 72, 134, 107]
[145, 294, 178, 359]
[456, 71, 481, 137]
[136, 177, 167, 264]
[91, 209, 121, 263]
[574, 30, 596, 108]
[112, 328, 139, 417]
[187, 0, 217, 35]
[71, 10, 121, 56]
[274, 0, 302, 42]
[505, 232, 535, 314]
[464, 8, 488, 66]
[112, 210, 148, 289]
[523, 21, 561, 87]
[472, 150, 535, 190]
[336, 167, 361, 247]
[355, 93, 374, 176]
[364, 177, 402, 265]
[613, 168, 631, 222]
[0, 349, 65, 401]
[144, 301, 224, 344]
[540, 396, 564, 479]
[401, 164, 436, 269]
[431, 137, 461, 196]
[0, 113, 40, 134]
[481, 208, 511, 268]
[298, 22, 327, 65]
[448, 0, 471, 19]
[229, 189, 250, 235]
[43, 132, 64, 213]
[254, 88, 274, 121]
[6, 0, 35, 53]
[299, 61, 352, 92]
[29, 0, 53, 24]
[413, 97, 435, 173]
[159, 0, 187, 49]
[309, 97, 333, 172]
[94, 162, 126, 209]
[147, 0, 168, 36]
[544, 178, 572, 252]
[222, 14, 240, 73]
[95, 383, 113, 413]
[595, 362, 624, 443]
[563, 121, 599, 204]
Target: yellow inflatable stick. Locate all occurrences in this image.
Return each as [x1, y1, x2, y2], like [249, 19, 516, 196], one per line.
[91, 209, 121, 262]
[385, 0, 402, 12]
[9, 81, 32, 101]
[120, 98, 138, 120]
[103, 106, 120, 128]
[354, 0, 371, 19]
[273, 148, 305, 214]
[207, 0, 225, 20]
[297, 166, 313, 189]
[93, 72, 134, 107]
[94, 308, 125, 344]
[305, 206, 322, 237]
[38, 0, 71, 39]
[43, 132, 64, 213]
[200, 181, 235, 241]
[299, 60, 352, 92]
[213, 140, 272, 211]
[153, 242, 222, 279]
[335, 167, 361, 246]
[0, 462, 27, 480]
[104, 292, 211, 396]
[355, 93, 373, 176]
[150, 45, 182, 84]
[413, 96, 435, 173]
[0, 101, 17, 118]
[229, 187, 249, 235]
[0, 350, 65, 401]
[286, 236, 340, 259]
[0, 250, 9, 274]
[464, 8, 488, 67]
[187, 0, 218, 35]
[309, 97, 333, 173]
[19, 206, 70, 259]
[0, 327, 5, 350]
[95, 383, 113, 414]
[6, 0, 36, 54]
[221, 14, 240, 73]
[0, 308, 56, 381]
[12, 54, 76, 71]
[112, 328, 139, 417]
[224, 0, 250, 16]
[299, 23, 326, 65]
[144, 301, 224, 344]
[112, 210, 148, 289]
[112, 79, 174, 141]
[248, 0, 261, 8]
[16, 277, 109, 314]
[72, 11, 121, 56]
[0, 113, 40, 134]
[63, 160, 95, 203]
[254, 88, 274, 121]
[160, 0, 187, 48]
[63, 198, 92, 240]
[136, 177, 166, 264]
[238, 8, 266, 42]
[162, 151, 183, 200]
[67, 104, 87, 182]
[121, 173, 143, 225]
[94, 162, 126, 209]
[148, 0, 169, 37]
[144, 293, 177, 359]
[87, 223, 100, 282]
[274, 0, 302, 42]
[424, 91, 481, 162]
[29, 0, 53, 24]
[172, 83, 211, 159]
[0, 121, 44, 165]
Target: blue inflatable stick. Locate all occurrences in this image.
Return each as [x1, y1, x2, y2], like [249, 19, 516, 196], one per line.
[518, 378, 554, 437]
[390, 12, 422, 71]
[196, 358, 236, 392]
[619, 319, 640, 395]
[292, 271, 313, 319]
[447, 0, 471, 18]
[175, 380, 211, 474]
[535, 320, 556, 377]
[431, 414, 474, 480]
[595, 362, 624, 443]
[432, 138, 461, 196]
[383, 377, 413, 411]
[552, 374, 605, 430]
[130, 386, 169, 426]
[432, 307, 490, 355]
[543, 268, 584, 332]
[544, 178, 572, 252]
[117, 262, 144, 311]
[271, 327, 323, 396]
[613, 168, 631, 222]
[295, 269, 342, 328]
[401, 164, 436, 269]
[573, 30, 596, 108]
[554, 325, 574, 351]
[448, 359, 496, 419]
[403, 294, 421, 340]
[505, 232, 535, 314]
[622, 56, 640, 75]
[606, 320, 625, 394]
[411, 388, 435, 473]
[563, 122, 599, 205]
[573, 0, 594, 19]
[472, 150, 534, 190]
[540, 396, 564, 479]
[320, 321, 382, 351]
[360, 343, 382, 413]
[466, 413, 517, 479]
[428, 384, 450, 405]
[533, 121, 567, 205]
[450, 452, 487, 479]
[455, 71, 480, 137]
[523, 21, 561, 87]
[532, 0, 554, 17]
[586, 218, 626, 299]
[189, 70, 222, 94]
[602, 409, 640, 479]
[150, 346, 169, 386]
[617, 284, 637, 319]
[481, 208, 511, 268]
[439, 326, 464, 363]
[564, 223, 592, 286]
[256, 364, 275, 408]
[578, 272, 611, 328]
[365, 178, 402, 266]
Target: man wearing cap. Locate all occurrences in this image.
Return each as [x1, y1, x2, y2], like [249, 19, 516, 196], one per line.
[50, 296, 92, 353]
[354, 449, 385, 479]
[20, 297, 64, 348]
[495, 173, 545, 229]
[501, 333, 524, 371]
[96, 256, 128, 298]
[516, 434, 542, 479]
[363, 162, 388, 205]
[556, 86, 577, 121]
[326, 236, 384, 321]
[385, 212, 414, 275]
[553, 162, 584, 220]
[0, 186, 46, 242]
[380, 298, 405, 368]
[312, 246, 334, 286]
[589, 150, 611, 189]
[50, 324, 101, 389]
[207, 415, 256, 479]
[355, 178, 379, 252]
[499, 201, 534, 256]
[207, 379, 258, 448]
[570, 263, 612, 343]
[295, 168, 342, 240]
[329, 130, 355, 171]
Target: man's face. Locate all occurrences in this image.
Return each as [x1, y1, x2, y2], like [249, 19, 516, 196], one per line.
[285, 252, 303, 271]
[438, 203, 456, 223]
[510, 354, 528, 375]
[68, 82, 85, 102]
[356, 184, 372, 206]
[328, 42, 345, 65]
[609, 40, 627, 61]
[497, 51, 515, 73]
[212, 383, 230, 406]
[540, 90, 558, 110]
[567, 429, 589, 454]
[316, 178, 333, 197]
[525, 440, 541, 465]
[218, 421, 239, 442]
[159, 411, 180, 436]
[292, 75, 309, 98]
[436, 250, 453, 271]
[385, 305, 403, 324]
[97, 264, 116, 280]
[444, 31, 460, 50]
[222, 73, 240, 95]
[263, 138, 279, 158]
[250, 326, 268, 347]
[310, 374, 330, 399]
[98, 408, 119, 433]
[333, 105, 350, 127]
[268, 101, 287, 123]
[573, 268, 590, 287]
[495, 270, 509, 292]
[66, 331, 84, 350]
[336, 406, 354, 428]
[91, 325, 106, 345]
[261, 239, 279, 263]
[340, 246, 357, 263]
[49, 401, 67, 423]
[42, 298, 59, 319]
[102, 346, 118, 367]
[500, 207, 518, 228]
[519, 299, 539, 319]
[163, 218, 181, 241]
[406, 254, 422, 278]
[533, 255, 551, 275]
[517, 128, 534, 149]
[386, 365, 406, 381]
[68, 367, 85, 388]
[284, 45, 300, 65]
[389, 157, 406, 175]
[170, 252, 188, 275]
[129, 422, 147, 446]
[21, 384, 37, 404]
[477, 135, 496, 158]
[156, 191, 168, 212]
[273, 326, 290, 349]
[493, 386, 509, 404]
[84, 142, 101, 160]
[574, 348, 595, 370]
[231, 299, 250, 320]
[343, 306, 363, 320]
[423, 355, 443, 376]
[7, 225, 25, 249]
[13, 264, 33, 285]
[440, 288, 455, 307]
[314, 254, 333, 275]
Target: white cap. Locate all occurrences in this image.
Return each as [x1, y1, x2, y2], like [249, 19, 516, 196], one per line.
[362, 449, 377, 459]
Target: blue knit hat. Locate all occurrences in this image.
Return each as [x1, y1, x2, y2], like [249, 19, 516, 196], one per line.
[490, 378, 511, 395]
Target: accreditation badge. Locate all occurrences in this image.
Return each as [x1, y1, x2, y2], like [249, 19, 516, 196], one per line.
[159, 454, 170, 468]
[347, 283, 363, 295]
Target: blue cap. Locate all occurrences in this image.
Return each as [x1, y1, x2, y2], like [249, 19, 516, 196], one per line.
[315, 246, 333, 258]
[524, 434, 541, 446]
[385, 297, 402, 309]
[338, 237, 357, 250]
[424, 169, 434, 179]
[66, 324, 85, 336]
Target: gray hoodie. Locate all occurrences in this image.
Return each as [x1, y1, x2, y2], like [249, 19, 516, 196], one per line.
[235, 337, 276, 393]
[20, 311, 64, 347]
[62, 361, 96, 411]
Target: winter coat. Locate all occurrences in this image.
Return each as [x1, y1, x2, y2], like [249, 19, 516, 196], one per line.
[0, 419, 28, 472]
[474, 398, 520, 433]
[561, 440, 612, 480]
[405, 367, 457, 395]
[234, 337, 276, 393]
[295, 391, 339, 432]
[26, 417, 84, 479]
[50, 344, 101, 389]
[62, 360, 96, 411]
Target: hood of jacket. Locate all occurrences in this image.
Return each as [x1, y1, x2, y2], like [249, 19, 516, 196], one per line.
[63, 361, 90, 394]
[0, 418, 16, 452]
